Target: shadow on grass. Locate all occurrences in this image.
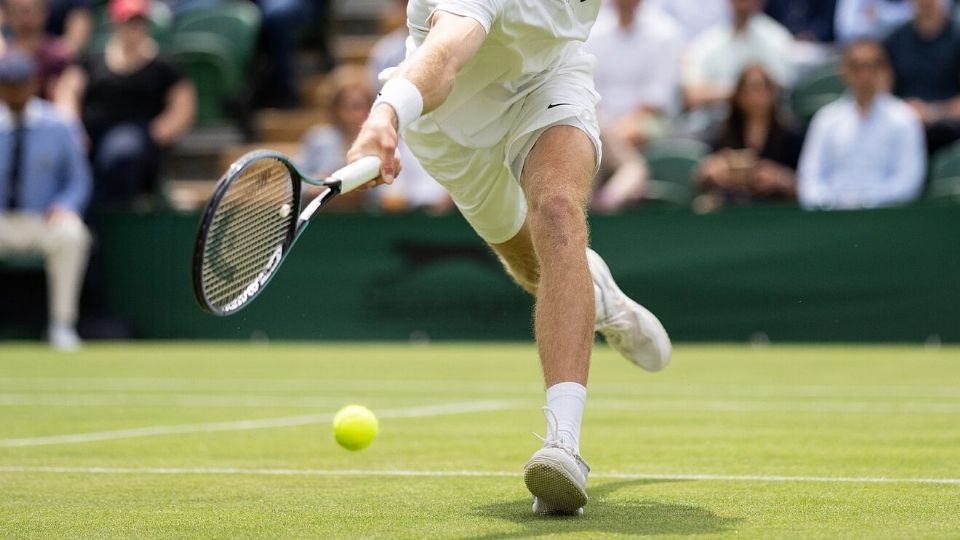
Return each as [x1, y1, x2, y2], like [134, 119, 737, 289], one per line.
[470, 479, 741, 538]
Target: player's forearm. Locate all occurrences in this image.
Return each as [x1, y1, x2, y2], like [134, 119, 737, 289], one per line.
[375, 11, 486, 124]
[392, 42, 458, 115]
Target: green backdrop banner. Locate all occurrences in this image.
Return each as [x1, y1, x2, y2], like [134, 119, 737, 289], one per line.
[95, 203, 960, 342]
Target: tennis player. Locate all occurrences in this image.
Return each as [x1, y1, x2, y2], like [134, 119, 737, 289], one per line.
[346, 0, 671, 515]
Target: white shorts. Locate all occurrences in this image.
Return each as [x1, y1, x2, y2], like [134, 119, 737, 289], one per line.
[403, 60, 602, 244]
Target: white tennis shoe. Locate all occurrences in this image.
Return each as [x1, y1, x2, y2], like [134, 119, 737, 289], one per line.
[49, 324, 81, 352]
[524, 408, 590, 516]
[588, 249, 671, 372]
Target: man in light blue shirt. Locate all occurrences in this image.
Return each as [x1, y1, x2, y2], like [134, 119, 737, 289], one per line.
[0, 49, 92, 350]
[798, 39, 926, 209]
[835, 0, 915, 42]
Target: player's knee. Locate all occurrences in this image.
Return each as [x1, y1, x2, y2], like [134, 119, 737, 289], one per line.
[530, 194, 586, 254]
[532, 194, 584, 230]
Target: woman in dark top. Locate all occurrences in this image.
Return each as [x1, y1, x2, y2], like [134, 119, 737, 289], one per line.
[696, 64, 803, 211]
[55, 0, 195, 204]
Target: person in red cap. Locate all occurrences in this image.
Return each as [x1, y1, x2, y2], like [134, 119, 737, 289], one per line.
[54, 0, 195, 204]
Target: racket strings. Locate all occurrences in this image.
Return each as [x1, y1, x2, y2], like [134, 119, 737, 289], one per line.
[201, 158, 296, 310]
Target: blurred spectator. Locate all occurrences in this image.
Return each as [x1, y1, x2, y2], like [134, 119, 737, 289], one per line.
[0, 50, 92, 350]
[300, 67, 370, 181]
[697, 65, 803, 211]
[765, 0, 839, 41]
[42, 0, 93, 57]
[367, 0, 407, 90]
[301, 67, 450, 213]
[3, 0, 73, 98]
[798, 40, 925, 209]
[253, 0, 331, 108]
[682, 0, 796, 111]
[647, 0, 731, 41]
[55, 0, 195, 205]
[584, 0, 684, 211]
[835, 0, 914, 42]
[886, 0, 960, 152]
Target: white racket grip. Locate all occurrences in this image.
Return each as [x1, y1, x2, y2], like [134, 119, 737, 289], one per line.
[333, 156, 383, 194]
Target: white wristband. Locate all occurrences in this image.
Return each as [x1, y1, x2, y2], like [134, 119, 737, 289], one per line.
[373, 78, 423, 133]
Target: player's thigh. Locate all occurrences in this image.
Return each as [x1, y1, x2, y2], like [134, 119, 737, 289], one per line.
[404, 132, 527, 245]
[520, 124, 597, 214]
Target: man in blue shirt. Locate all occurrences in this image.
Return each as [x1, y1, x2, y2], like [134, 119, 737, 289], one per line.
[0, 50, 93, 351]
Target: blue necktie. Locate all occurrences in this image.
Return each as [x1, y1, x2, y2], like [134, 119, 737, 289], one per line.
[6, 120, 24, 210]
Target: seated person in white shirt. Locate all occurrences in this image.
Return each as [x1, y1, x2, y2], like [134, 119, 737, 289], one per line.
[584, 0, 685, 211]
[835, 0, 915, 43]
[647, 0, 731, 42]
[797, 39, 926, 209]
[682, 0, 796, 111]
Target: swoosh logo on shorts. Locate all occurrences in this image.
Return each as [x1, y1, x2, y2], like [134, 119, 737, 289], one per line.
[547, 103, 573, 109]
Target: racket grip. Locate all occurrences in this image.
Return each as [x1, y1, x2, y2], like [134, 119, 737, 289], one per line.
[334, 156, 383, 194]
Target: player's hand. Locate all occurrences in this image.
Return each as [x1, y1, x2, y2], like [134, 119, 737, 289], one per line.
[347, 104, 403, 190]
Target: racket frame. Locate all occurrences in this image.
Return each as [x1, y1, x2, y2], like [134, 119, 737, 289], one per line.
[192, 150, 340, 316]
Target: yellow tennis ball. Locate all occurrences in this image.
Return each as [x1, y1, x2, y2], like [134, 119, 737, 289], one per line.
[333, 405, 378, 451]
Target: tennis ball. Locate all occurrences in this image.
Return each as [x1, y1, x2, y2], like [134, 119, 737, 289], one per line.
[278, 203, 292, 218]
[333, 405, 378, 451]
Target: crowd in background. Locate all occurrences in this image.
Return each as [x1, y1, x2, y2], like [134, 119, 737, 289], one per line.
[3, 0, 960, 348]
[586, 0, 960, 212]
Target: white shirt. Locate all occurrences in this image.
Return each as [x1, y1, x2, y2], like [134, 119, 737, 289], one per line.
[797, 94, 926, 210]
[682, 13, 796, 92]
[406, 0, 600, 147]
[646, 0, 731, 42]
[834, 0, 915, 43]
[584, 2, 685, 122]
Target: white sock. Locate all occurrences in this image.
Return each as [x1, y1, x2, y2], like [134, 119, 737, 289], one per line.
[545, 382, 587, 452]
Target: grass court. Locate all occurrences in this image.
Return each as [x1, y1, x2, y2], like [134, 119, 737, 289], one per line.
[2, 343, 959, 538]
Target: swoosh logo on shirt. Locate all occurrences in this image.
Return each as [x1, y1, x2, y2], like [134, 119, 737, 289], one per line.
[547, 103, 573, 109]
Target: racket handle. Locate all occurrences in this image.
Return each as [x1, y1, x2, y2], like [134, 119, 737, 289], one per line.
[334, 156, 383, 194]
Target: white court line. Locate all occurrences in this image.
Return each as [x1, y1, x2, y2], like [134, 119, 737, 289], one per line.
[4, 394, 960, 415]
[0, 465, 958, 486]
[0, 400, 523, 448]
[2, 378, 960, 399]
[0, 394, 356, 408]
[588, 399, 960, 415]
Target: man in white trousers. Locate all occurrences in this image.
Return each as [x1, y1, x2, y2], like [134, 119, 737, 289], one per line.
[0, 50, 93, 351]
[347, 0, 672, 515]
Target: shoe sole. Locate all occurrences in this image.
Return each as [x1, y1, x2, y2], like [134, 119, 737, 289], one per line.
[524, 457, 587, 514]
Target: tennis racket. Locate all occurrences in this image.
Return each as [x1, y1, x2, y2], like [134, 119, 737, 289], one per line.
[192, 150, 382, 315]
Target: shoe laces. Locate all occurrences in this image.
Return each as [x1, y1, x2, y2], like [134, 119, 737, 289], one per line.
[533, 407, 578, 456]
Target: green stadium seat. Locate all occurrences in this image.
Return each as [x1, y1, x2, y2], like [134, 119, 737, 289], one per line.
[172, 2, 261, 76]
[642, 138, 711, 206]
[927, 141, 960, 200]
[168, 32, 235, 125]
[789, 63, 845, 124]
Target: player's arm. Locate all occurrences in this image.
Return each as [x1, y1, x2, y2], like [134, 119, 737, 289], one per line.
[347, 11, 487, 185]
